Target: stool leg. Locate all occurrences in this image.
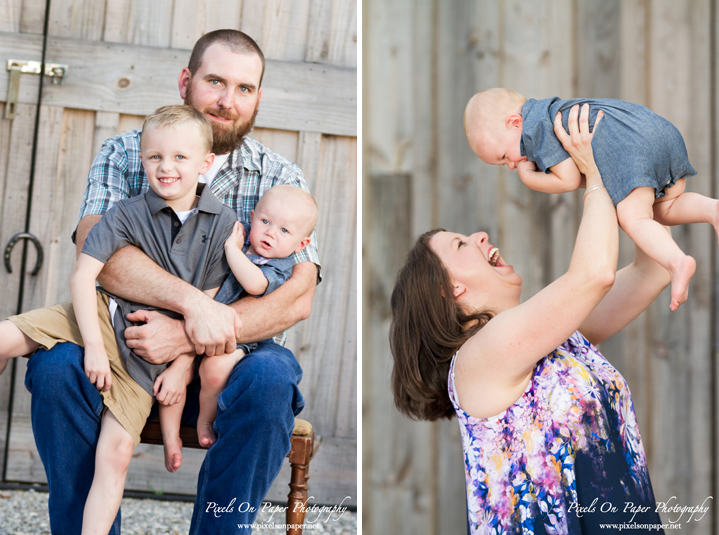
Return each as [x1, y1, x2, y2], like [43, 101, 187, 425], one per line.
[286, 461, 310, 535]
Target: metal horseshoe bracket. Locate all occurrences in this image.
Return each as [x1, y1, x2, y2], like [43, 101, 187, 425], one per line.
[4, 232, 43, 275]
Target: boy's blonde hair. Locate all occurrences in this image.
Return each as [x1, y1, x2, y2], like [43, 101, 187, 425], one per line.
[141, 105, 213, 152]
[464, 88, 526, 140]
[257, 185, 318, 236]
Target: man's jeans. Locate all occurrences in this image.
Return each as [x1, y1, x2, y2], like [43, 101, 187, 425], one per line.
[24, 339, 304, 534]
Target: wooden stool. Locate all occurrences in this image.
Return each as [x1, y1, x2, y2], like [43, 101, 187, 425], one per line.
[140, 417, 316, 535]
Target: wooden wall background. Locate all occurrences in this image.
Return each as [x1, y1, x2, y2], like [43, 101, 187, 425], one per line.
[0, 0, 357, 505]
[365, 0, 717, 533]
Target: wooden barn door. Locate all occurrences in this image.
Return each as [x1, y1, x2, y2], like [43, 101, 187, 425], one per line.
[0, 0, 356, 505]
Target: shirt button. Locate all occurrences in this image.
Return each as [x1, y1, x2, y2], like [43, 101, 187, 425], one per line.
[176, 238, 181, 244]
[173, 221, 179, 227]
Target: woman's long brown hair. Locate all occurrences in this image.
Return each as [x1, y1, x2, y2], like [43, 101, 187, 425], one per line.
[389, 229, 492, 420]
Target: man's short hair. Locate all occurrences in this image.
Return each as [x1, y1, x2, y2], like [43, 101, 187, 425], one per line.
[141, 105, 213, 152]
[188, 29, 266, 87]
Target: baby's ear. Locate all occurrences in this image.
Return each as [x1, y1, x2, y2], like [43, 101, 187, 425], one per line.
[294, 237, 311, 253]
[506, 113, 523, 129]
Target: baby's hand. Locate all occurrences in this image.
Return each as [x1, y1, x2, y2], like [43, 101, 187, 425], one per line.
[516, 160, 538, 181]
[153, 367, 187, 406]
[84, 348, 112, 391]
[224, 221, 245, 251]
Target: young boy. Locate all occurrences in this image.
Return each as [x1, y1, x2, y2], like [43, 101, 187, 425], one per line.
[464, 88, 719, 311]
[0, 106, 318, 533]
[197, 184, 318, 447]
[0, 105, 234, 534]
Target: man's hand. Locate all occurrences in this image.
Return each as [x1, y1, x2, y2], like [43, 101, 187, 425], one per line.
[183, 294, 242, 356]
[84, 346, 112, 391]
[124, 310, 194, 364]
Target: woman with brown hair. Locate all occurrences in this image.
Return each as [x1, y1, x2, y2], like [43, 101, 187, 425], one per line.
[390, 105, 669, 533]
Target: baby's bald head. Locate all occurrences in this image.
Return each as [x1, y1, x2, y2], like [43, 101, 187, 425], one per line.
[464, 88, 526, 152]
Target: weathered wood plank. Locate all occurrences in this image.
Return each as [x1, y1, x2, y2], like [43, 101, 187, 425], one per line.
[19, 0, 45, 34]
[32, 36, 355, 136]
[295, 131, 322, 191]
[23, 107, 89, 313]
[103, 0, 174, 47]
[169, 0, 243, 50]
[0, 0, 22, 33]
[258, 0, 311, 63]
[48, 0, 105, 40]
[92, 111, 120, 156]
[117, 113, 145, 133]
[251, 127, 299, 164]
[647, 3, 713, 531]
[2, 103, 39, 473]
[306, 0, 357, 68]
[365, 172, 435, 535]
[290, 136, 356, 436]
[0, 99, 29, 480]
[240, 0, 310, 63]
[7, 108, 87, 472]
[0, 31, 42, 104]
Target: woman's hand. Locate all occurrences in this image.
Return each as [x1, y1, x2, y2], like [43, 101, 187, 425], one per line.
[554, 104, 604, 177]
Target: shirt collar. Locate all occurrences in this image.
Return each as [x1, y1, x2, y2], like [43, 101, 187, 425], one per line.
[145, 182, 224, 215]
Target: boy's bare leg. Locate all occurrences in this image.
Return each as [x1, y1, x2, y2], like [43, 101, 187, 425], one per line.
[197, 348, 245, 447]
[81, 411, 134, 535]
[159, 399, 186, 472]
[652, 178, 719, 240]
[618, 186, 696, 311]
[0, 320, 40, 375]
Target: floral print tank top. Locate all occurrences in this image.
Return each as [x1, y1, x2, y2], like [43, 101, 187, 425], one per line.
[449, 331, 664, 534]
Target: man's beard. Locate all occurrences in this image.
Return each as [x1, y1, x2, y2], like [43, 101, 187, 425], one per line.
[184, 83, 259, 154]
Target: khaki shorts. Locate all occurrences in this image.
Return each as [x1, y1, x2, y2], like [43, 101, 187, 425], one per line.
[8, 291, 153, 447]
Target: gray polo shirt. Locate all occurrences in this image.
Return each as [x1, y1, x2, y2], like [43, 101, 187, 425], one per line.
[82, 183, 237, 394]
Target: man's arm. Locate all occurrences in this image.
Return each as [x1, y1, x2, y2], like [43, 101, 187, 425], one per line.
[231, 261, 316, 343]
[76, 214, 240, 359]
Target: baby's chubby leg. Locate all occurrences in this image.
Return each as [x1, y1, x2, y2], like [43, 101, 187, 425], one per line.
[81, 411, 134, 535]
[652, 177, 719, 242]
[197, 348, 245, 448]
[153, 353, 195, 472]
[0, 320, 40, 375]
[617, 186, 695, 311]
[159, 401, 185, 473]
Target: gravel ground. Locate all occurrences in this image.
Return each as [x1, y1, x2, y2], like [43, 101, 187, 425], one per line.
[0, 489, 356, 534]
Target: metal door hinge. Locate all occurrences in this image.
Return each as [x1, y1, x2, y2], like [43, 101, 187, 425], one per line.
[4, 59, 69, 120]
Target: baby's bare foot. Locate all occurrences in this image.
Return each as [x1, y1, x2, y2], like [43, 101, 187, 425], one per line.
[669, 255, 696, 311]
[163, 435, 183, 473]
[197, 421, 216, 448]
[712, 200, 719, 245]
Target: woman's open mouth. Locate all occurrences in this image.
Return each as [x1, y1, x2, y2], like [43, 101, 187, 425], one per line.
[488, 247, 500, 267]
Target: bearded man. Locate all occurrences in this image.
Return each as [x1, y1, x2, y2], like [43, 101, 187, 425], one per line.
[25, 30, 318, 534]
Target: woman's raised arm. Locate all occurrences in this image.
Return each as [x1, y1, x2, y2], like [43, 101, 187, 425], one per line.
[579, 228, 671, 345]
[460, 105, 617, 384]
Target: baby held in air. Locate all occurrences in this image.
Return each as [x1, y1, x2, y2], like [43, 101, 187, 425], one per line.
[465, 88, 719, 311]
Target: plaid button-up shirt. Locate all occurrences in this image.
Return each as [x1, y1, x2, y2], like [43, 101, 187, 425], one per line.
[79, 130, 321, 272]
